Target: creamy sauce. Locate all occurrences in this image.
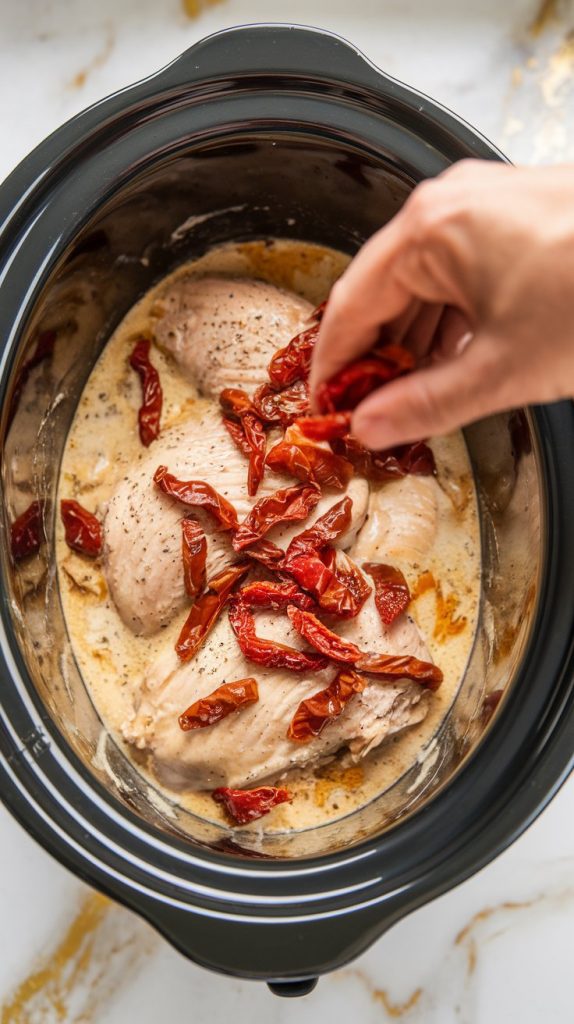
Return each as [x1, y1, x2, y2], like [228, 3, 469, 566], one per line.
[57, 239, 481, 833]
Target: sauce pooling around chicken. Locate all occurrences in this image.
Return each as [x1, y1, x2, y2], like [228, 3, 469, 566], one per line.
[57, 239, 480, 832]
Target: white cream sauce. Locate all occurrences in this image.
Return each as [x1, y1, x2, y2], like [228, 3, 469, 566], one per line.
[57, 240, 481, 832]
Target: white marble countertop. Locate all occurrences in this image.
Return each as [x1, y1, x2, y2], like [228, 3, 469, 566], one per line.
[1, 0, 573, 1020]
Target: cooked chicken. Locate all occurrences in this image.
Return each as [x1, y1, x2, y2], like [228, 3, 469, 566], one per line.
[353, 474, 443, 567]
[103, 407, 369, 635]
[153, 276, 313, 397]
[123, 593, 430, 790]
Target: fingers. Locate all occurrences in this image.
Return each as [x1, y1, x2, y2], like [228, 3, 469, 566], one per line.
[351, 335, 507, 448]
[308, 213, 413, 402]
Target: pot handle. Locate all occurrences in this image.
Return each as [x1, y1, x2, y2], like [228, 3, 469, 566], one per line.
[155, 23, 388, 93]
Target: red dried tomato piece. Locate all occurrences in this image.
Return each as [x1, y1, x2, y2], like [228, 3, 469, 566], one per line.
[244, 539, 286, 572]
[10, 500, 44, 561]
[283, 496, 353, 567]
[154, 466, 239, 531]
[266, 423, 353, 490]
[60, 499, 102, 557]
[287, 668, 366, 742]
[233, 482, 320, 551]
[219, 388, 255, 418]
[287, 605, 361, 663]
[295, 412, 352, 441]
[243, 412, 266, 497]
[219, 390, 267, 496]
[268, 320, 321, 387]
[316, 344, 415, 414]
[363, 562, 410, 625]
[179, 678, 259, 731]
[322, 547, 371, 614]
[212, 786, 292, 825]
[331, 437, 436, 481]
[287, 549, 369, 619]
[176, 563, 249, 662]
[237, 580, 315, 612]
[252, 380, 310, 426]
[356, 652, 443, 690]
[228, 596, 328, 672]
[311, 300, 328, 321]
[181, 518, 207, 599]
[223, 416, 252, 457]
[129, 338, 162, 446]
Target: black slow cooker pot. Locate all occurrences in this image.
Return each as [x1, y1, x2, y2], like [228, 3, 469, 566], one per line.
[0, 24, 573, 997]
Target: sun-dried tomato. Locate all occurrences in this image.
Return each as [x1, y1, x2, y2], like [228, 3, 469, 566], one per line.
[232, 482, 320, 551]
[154, 466, 239, 531]
[399, 441, 436, 476]
[295, 413, 352, 441]
[266, 422, 353, 490]
[244, 539, 286, 573]
[212, 785, 292, 825]
[129, 337, 162, 446]
[181, 518, 207, 599]
[268, 320, 321, 387]
[223, 416, 252, 457]
[287, 605, 361, 663]
[283, 496, 353, 567]
[219, 388, 255, 419]
[222, 412, 267, 496]
[237, 580, 315, 611]
[243, 413, 266, 496]
[176, 563, 249, 662]
[287, 668, 366, 742]
[228, 596, 328, 672]
[10, 500, 44, 561]
[287, 548, 369, 618]
[331, 437, 436, 481]
[316, 344, 415, 413]
[356, 652, 443, 690]
[60, 499, 102, 557]
[363, 562, 410, 625]
[324, 547, 371, 609]
[252, 380, 310, 426]
[281, 497, 367, 616]
[311, 299, 328, 321]
[179, 678, 259, 731]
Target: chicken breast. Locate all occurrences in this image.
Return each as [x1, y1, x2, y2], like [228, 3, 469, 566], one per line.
[122, 593, 430, 790]
[153, 276, 313, 397]
[103, 407, 369, 636]
[353, 474, 444, 568]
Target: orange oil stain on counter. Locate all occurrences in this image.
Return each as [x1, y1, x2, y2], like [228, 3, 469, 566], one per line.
[411, 570, 467, 642]
[1, 892, 157, 1023]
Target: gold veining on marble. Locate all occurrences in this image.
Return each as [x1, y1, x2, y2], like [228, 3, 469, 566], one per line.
[529, 0, 560, 37]
[68, 27, 115, 90]
[182, 0, 227, 17]
[343, 968, 423, 1017]
[1, 892, 157, 1023]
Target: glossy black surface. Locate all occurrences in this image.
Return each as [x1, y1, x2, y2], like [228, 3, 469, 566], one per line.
[0, 25, 572, 984]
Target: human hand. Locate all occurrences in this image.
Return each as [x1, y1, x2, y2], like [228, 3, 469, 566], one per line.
[309, 161, 574, 448]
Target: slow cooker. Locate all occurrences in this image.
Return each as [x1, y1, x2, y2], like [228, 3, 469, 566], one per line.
[0, 24, 573, 997]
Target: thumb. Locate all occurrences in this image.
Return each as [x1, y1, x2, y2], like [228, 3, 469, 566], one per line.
[351, 337, 507, 448]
